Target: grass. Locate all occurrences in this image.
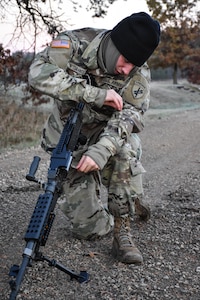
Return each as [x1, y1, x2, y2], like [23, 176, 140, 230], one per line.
[0, 96, 48, 151]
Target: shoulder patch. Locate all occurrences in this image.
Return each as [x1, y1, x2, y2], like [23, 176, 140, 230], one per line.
[132, 81, 145, 99]
[51, 39, 70, 49]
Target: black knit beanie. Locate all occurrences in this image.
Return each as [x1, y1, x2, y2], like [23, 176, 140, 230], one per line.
[111, 12, 160, 67]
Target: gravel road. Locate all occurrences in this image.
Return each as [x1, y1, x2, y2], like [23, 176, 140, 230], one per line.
[0, 81, 200, 300]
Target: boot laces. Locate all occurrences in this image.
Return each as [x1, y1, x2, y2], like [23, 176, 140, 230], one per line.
[118, 218, 134, 247]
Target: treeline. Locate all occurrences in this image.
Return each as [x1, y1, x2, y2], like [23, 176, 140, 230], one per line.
[0, 39, 199, 90]
[147, 0, 200, 84]
[148, 23, 200, 84]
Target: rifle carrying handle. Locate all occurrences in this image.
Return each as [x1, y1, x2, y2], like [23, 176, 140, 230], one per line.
[26, 156, 41, 182]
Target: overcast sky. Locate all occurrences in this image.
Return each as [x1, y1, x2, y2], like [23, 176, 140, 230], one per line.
[67, 0, 149, 29]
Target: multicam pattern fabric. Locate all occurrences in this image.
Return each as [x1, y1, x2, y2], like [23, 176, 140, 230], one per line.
[29, 27, 151, 239]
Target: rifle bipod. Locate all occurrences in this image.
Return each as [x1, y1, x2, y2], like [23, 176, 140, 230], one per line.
[9, 253, 89, 284]
[38, 252, 89, 283]
[9, 251, 89, 299]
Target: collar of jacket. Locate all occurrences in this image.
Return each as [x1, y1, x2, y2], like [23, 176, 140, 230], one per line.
[81, 30, 108, 70]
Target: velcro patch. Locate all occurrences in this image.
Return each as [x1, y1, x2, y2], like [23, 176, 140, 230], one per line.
[51, 39, 70, 49]
[132, 81, 145, 99]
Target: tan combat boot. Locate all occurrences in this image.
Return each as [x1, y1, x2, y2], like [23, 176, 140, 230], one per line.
[111, 215, 143, 264]
[135, 198, 151, 221]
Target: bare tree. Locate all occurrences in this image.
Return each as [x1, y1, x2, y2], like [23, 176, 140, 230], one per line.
[0, 0, 119, 52]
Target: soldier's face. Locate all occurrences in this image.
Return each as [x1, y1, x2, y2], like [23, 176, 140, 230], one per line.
[114, 55, 135, 75]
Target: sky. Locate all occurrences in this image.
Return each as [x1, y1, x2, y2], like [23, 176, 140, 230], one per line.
[0, 0, 150, 52]
[67, 0, 150, 29]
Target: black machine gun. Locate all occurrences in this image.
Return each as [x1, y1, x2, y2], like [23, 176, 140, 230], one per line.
[9, 102, 89, 300]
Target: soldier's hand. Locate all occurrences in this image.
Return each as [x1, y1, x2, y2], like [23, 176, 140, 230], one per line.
[76, 155, 100, 173]
[104, 89, 123, 111]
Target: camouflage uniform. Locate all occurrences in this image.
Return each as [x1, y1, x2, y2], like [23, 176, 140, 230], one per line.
[29, 27, 150, 240]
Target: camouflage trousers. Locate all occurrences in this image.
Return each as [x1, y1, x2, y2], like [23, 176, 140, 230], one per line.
[59, 133, 145, 239]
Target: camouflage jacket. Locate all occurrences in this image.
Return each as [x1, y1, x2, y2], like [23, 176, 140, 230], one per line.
[28, 27, 151, 169]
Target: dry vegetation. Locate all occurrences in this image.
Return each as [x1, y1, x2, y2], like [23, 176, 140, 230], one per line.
[0, 97, 48, 151]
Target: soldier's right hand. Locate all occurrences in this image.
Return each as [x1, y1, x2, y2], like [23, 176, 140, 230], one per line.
[76, 155, 100, 173]
[104, 89, 123, 111]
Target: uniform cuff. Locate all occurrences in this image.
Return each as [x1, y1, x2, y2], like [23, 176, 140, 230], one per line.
[83, 85, 106, 108]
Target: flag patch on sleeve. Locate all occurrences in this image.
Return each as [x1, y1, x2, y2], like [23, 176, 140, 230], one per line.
[51, 40, 70, 49]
